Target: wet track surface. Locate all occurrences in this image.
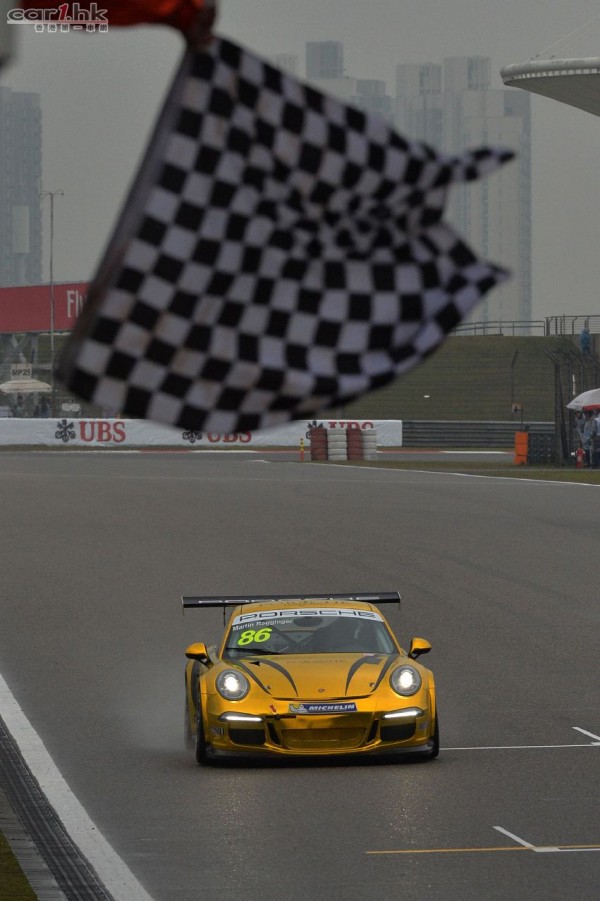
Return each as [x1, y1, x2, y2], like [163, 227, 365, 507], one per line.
[1, 452, 599, 901]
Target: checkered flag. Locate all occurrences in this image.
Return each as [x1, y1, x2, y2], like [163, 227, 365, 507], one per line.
[59, 36, 514, 432]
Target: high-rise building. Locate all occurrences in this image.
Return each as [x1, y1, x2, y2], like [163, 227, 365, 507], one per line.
[305, 41, 357, 102]
[271, 53, 299, 77]
[304, 44, 392, 118]
[395, 64, 443, 147]
[0, 87, 42, 287]
[395, 57, 532, 326]
[306, 41, 344, 80]
[353, 80, 393, 121]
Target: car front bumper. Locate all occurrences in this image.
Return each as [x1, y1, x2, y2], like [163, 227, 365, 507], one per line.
[204, 704, 435, 759]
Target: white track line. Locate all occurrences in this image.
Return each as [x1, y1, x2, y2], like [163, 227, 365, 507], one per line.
[0, 673, 154, 901]
[494, 827, 559, 853]
[494, 826, 564, 854]
[493, 826, 534, 848]
[443, 743, 597, 751]
[444, 726, 600, 751]
[573, 726, 600, 743]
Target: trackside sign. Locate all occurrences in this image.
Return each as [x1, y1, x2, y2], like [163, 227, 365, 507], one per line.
[0, 283, 88, 334]
[0, 419, 403, 447]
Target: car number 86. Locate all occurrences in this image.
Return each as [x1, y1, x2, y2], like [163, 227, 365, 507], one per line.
[237, 628, 272, 645]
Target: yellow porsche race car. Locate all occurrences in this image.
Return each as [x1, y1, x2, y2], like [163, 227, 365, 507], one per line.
[183, 592, 438, 764]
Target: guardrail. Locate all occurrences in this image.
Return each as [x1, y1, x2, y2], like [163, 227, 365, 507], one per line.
[401, 420, 554, 449]
[452, 321, 546, 336]
[545, 315, 600, 336]
[0, 418, 555, 450]
[451, 315, 600, 338]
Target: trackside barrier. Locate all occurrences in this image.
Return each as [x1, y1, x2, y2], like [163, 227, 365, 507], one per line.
[0, 416, 554, 453]
[514, 431, 528, 465]
[1, 419, 555, 450]
[0, 418, 400, 449]
[402, 420, 553, 448]
[308, 426, 379, 462]
[509, 428, 556, 466]
[527, 432, 556, 465]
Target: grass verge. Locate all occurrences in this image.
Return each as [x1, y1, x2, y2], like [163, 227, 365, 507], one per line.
[340, 460, 600, 484]
[0, 831, 37, 901]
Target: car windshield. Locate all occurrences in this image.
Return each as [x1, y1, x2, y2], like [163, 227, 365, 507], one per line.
[222, 608, 397, 658]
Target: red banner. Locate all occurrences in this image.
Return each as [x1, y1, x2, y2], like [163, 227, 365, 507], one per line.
[0, 282, 88, 334]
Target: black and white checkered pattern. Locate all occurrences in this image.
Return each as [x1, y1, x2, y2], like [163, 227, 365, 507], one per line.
[59, 37, 514, 432]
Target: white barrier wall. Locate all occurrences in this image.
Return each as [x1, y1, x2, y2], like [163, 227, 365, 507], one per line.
[0, 418, 403, 448]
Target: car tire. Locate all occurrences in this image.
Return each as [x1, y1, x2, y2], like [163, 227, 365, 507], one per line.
[428, 713, 440, 760]
[184, 695, 194, 750]
[195, 704, 210, 766]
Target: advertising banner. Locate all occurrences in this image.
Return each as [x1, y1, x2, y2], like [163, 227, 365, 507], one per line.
[0, 282, 88, 334]
[0, 418, 403, 448]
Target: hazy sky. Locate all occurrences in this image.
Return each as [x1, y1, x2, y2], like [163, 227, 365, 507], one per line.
[2, 0, 600, 320]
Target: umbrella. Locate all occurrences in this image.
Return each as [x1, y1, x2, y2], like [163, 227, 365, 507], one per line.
[566, 388, 600, 411]
[0, 378, 52, 395]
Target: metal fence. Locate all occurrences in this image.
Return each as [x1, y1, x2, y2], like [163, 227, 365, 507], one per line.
[401, 420, 554, 449]
[545, 315, 600, 337]
[452, 320, 546, 337]
[452, 315, 600, 338]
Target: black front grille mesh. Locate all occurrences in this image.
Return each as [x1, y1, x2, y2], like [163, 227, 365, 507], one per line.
[228, 728, 265, 746]
[380, 722, 416, 742]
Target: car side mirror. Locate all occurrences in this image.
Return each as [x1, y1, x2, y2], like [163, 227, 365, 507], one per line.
[185, 642, 211, 663]
[408, 637, 431, 659]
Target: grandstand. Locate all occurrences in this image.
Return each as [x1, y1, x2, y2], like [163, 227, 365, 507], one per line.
[344, 331, 598, 424]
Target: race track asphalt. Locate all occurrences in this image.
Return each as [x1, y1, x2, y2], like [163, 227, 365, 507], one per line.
[0, 451, 599, 901]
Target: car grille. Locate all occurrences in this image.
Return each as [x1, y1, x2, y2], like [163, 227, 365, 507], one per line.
[379, 722, 416, 742]
[228, 728, 265, 746]
[281, 728, 366, 750]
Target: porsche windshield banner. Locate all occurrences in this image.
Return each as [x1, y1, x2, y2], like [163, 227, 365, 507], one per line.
[231, 608, 383, 626]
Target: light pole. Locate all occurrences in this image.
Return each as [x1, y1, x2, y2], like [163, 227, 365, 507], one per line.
[41, 189, 63, 413]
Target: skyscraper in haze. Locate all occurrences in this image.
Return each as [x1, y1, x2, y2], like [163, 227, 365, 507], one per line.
[304, 43, 394, 117]
[305, 41, 357, 102]
[0, 87, 42, 286]
[396, 57, 532, 326]
[353, 80, 393, 120]
[306, 41, 344, 79]
[271, 53, 299, 77]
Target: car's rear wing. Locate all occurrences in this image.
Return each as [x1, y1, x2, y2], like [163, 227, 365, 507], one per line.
[182, 592, 401, 611]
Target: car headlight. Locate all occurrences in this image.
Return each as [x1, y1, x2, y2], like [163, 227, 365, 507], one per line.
[216, 670, 250, 701]
[390, 665, 422, 697]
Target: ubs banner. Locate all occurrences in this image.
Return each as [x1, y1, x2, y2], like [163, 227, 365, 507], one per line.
[0, 419, 403, 448]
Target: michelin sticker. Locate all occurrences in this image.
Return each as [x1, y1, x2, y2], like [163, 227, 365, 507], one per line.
[289, 703, 358, 714]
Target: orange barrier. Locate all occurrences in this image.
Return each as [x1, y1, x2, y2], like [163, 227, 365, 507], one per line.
[514, 431, 528, 465]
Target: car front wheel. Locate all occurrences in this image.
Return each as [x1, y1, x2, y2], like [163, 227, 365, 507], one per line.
[195, 705, 210, 765]
[184, 695, 194, 750]
[429, 714, 439, 759]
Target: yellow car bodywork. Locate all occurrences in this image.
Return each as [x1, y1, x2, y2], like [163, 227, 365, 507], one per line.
[183, 595, 438, 763]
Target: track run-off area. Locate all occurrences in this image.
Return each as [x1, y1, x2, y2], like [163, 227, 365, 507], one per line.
[1, 451, 599, 901]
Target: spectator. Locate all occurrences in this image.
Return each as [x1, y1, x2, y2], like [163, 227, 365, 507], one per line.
[594, 409, 600, 469]
[12, 394, 26, 417]
[34, 396, 51, 418]
[580, 326, 591, 355]
[582, 410, 597, 467]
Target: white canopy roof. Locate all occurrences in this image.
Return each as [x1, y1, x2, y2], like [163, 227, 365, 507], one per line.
[501, 58, 600, 118]
[0, 379, 52, 395]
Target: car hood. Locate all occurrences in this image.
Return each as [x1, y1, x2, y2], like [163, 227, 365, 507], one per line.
[232, 653, 404, 700]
